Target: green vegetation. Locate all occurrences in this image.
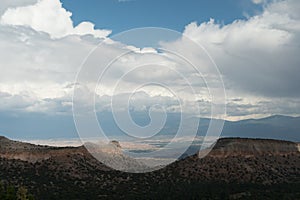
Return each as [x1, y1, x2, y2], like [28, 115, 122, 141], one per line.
[150, 182, 300, 200]
[0, 182, 34, 200]
[0, 136, 299, 199]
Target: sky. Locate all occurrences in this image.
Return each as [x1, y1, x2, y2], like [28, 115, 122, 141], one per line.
[60, 0, 264, 34]
[0, 0, 299, 140]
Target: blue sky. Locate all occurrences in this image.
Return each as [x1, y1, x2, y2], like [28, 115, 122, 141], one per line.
[61, 0, 263, 34]
[0, 0, 300, 141]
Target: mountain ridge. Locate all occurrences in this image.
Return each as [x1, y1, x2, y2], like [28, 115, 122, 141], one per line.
[0, 136, 299, 199]
[1, 114, 300, 142]
[1, 135, 299, 162]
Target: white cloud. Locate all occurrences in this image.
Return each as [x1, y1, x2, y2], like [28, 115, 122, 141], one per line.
[157, 0, 300, 119]
[252, 0, 265, 4]
[73, 21, 111, 39]
[0, 0, 38, 15]
[0, 24, 99, 113]
[0, 0, 299, 120]
[180, 0, 300, 99]
[0, 0, 111, 39]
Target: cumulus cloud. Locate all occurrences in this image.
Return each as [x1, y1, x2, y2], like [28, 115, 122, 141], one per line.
[0, 0, 111, 39]
[0, 0, 38, 15]
[181, 0, 300, 100]
[0, 24, 98, 114]
[0, 0, 299, 121]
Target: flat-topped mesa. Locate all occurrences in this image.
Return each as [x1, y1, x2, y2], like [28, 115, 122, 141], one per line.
[1, 136, 299, 164]
[1, 136, 39, 150]
[0, 136, 88, 163]
[207, 137, 300, 157]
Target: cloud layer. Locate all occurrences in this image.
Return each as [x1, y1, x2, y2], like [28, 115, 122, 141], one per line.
[0, 0, 299, 122]
[183, 0, 300, 98]
[0, 0, 111, 38]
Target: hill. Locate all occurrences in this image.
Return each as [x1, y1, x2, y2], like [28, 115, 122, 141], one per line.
[0, 136, 299, 199]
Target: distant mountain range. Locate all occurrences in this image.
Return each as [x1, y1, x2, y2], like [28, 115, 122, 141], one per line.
[0, 136, 299, 199]
[0, 112, 299, 142]
[221, 115, 300, 141]
[97, 113, 300, 142]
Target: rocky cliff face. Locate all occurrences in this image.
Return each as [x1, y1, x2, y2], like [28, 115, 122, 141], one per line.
[85, 141, 149, 172]
[1, 136, 299, 166]
[0, 136, 148, 172]
[0, 136, 89, 163]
